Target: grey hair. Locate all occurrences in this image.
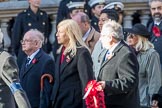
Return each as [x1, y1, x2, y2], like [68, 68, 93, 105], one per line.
[149, 0, 162, 6]
[103, 19, 124, 41]
[28, 29, 44, 47]
[80, 13, 90, 24]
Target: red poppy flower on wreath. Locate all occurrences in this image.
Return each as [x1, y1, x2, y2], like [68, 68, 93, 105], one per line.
[83, 80, 106, 108]
[32, 58, 38, 64]
[152, 26, 161, 37]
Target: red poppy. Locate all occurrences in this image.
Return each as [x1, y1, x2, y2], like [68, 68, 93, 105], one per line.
[152, 26, 161, 37]
[84, 80, 106, 108]
[66, 55, 71, 63]
[32, 58, 38, 64]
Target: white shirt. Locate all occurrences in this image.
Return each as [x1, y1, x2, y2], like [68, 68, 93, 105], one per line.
[108, 41, 121, 54]
[27, 49, 40, 64]
[82, 28, 91, 41]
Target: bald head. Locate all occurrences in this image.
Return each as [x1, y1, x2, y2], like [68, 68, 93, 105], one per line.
[23, 29, 44, 48]
[72, 12, 91, 35]
[72, 12, 90, 24]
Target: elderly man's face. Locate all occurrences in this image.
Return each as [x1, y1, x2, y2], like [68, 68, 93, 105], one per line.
[100, 26, 112, 49]
[21, 32, 38, 55]
[29, 0, 41, 8]
[150, 1, 162, 22]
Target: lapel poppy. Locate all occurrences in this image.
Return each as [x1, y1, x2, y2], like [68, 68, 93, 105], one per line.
[152, 26, 161, 37]
[32, 58, 38, 64]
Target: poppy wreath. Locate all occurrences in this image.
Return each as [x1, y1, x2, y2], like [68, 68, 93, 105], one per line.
[84, 80, 106, 108]
[152, 26, 161, 37]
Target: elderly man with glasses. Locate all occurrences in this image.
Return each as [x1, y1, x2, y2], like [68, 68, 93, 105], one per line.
[19, 29, 55, 108]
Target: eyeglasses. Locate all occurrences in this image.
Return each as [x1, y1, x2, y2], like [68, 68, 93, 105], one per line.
[127, 33, 136, 38]
[20, 39, 35, 44]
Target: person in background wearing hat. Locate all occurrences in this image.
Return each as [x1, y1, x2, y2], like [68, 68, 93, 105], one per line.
[72, 12, 100, 53]
[104, 2, 124, 25]
[148, 0, 162, 68]
[91, 9, 119, 79]
[151, 86, 162, 108]
[56, 0, 85, 26]
[12, 0, 52, 70]
[126, 23, 162, 108]
[66, 1, 85, 19]
[88, 0, 105, 32]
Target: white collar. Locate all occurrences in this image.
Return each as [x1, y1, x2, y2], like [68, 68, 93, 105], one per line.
[108, 41, 121, 54]
[154, 20, 162, 25]
[82, 28, 91, 41]
[27, 49, 40, 64]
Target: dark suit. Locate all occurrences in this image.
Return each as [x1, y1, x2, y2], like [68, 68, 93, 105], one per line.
[51, 47, 94, 108]
[148, 21, 162, 66]
[91, 15, 100, 32]
[0, 49, 31, 108]
[97, 40, 140, 108]
[12, 6, 51, 69]
[19, 49, 54, 108]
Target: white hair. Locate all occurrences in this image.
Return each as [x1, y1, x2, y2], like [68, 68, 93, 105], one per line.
[103, 19, 124, 41]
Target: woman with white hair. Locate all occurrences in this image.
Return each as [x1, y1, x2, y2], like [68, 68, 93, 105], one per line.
[126, 23, 162, 108]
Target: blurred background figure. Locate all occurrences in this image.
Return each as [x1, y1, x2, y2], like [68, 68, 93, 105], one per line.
[88, 0, 106, 32]
[56, 0, 88, 26]
[12, 0, 52, 69]
[148, 0, 162, 68]
[51, 19, 94, 108]
[104, 2, 124, 25]
[126, 23, 162, 108]
[19, 29, 54, 108]
[72, 12, 100, 53]
[98, 9, 119, 32]
[151, 87, 162, 108]
[132, 10, 142, 25]
[0, 29, 31, 108]
[66, 1, 85, 18]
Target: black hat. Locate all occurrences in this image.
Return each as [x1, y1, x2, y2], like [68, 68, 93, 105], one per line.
[101, 9, 119, 22]
[125, 23, 150, 39]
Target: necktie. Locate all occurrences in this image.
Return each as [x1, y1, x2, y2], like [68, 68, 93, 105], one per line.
[26, 57, 31, 68]
[104, 51, 110, 61]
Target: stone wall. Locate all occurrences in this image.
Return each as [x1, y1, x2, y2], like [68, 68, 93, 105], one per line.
[0, 0, 151, 51]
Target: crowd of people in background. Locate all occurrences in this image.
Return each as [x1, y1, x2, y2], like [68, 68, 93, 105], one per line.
[0, 0, 162, 108]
